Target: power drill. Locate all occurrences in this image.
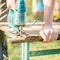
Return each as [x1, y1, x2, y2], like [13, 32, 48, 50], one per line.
[7, 0, 26, 35]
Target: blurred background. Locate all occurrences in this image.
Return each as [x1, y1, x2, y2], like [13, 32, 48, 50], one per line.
[0, 0, 60, 22]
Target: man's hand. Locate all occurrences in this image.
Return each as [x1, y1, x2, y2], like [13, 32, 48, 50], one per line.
[39, 25, 58, 43]
[6, 0, 16, 10]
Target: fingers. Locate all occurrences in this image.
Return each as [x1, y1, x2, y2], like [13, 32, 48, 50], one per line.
[49, 31, 55, 41]
[49, 30, 58, 41]
[46, 30, 50, 41]
[39, 30, 47, 42]
[39, 29, 58, 43]
[54, 31, 58, 40]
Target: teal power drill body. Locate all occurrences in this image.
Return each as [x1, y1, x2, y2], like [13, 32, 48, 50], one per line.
[7, 0, 26, 32]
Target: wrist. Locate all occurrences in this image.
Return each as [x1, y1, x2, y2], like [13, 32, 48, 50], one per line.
[42, 22, 53, 28]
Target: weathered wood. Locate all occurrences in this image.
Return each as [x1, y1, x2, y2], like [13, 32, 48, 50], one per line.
[8, 35, 43, 43]
[7, 33, 60, 43]
[0, 26, 60, 43]
[0, 22, 60, 26]
[0, 22, 60, 43]
[0, 22, 60, 33]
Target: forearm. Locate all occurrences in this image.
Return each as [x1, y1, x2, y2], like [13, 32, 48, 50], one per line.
[43, 0, 55, 26]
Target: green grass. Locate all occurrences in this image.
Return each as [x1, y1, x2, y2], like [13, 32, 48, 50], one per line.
[8, 40, 60, 60]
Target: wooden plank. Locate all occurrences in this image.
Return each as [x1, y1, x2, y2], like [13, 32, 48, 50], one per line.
[7, 33, 60, 43]
[0, 22, 60, 43]
[0, 25, 60, 43]
[0, 23, 60, 34]
[0, 22, 60, 26]
[8, 34, 43, 43]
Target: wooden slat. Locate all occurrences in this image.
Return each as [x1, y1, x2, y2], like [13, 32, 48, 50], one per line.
[8, 34, 60, 43]
[0, 22, 60, 33]
[0, 26, 60, 43]
[8, 34, 43, 43]
[0, 22, 60, 43]
[0, 22, 60, 26]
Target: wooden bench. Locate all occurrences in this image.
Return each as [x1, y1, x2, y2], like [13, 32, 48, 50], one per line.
[0, 22, 60, 60]
[0, 22, 60, 43]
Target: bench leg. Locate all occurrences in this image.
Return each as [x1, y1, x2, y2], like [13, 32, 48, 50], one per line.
[22, 43, 29, 60]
